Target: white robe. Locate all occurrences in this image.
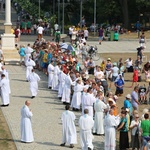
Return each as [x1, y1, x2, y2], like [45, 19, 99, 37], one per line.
[58, 71, 66, 98]
[21, 105, 34, 142]
[52, 65, 60, 91]
[61, 110, 77, 144]
[61, 75, 73, 103]
[71, 84, 84, 109]
[24, 46, 33, 63]
[82, 93, 96, 118]
[93, 99, 107, 134]
[104, 114, 120, 150]
[47, 63, 54, 88]
[26, 59, 36, 80]
[1, 69, 11, 94]
[0, 77, 10, 105]
[79, 114, 94, 150]
[27, 72, 40, 96]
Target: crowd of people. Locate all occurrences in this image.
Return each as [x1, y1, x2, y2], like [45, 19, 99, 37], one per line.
[14, 31, 150, 150]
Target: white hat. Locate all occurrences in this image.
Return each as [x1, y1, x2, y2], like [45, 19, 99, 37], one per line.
[126, 94, 131, 99]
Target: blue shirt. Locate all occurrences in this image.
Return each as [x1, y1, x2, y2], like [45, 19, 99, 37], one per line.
[124, 99, 132, 115]
[115, 78, 124, 90]
[131, 91, 138, 108]
[19, 47, 25, 57]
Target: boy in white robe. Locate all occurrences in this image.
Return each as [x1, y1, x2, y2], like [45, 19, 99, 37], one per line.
[26, 57, 36, 80]
[60, 105, 77, 148]
[82, 87, 96, 118]
[47, 61, 54, 89]
[104, 109, 120, 150]
[21, 100, 34, 143]
[27, 69, 40, 99]
[79, 109, 94, 150]
[93, 92, 107, 135]
[0, 74, 10, 106]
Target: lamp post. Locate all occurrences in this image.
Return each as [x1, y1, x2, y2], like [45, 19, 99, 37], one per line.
[94, 0, 96, 36]
[62, 0, 65, 34]
[80, 0, 82, 29]
[39, 0, 40, 18]
[58, 0, 60, 28]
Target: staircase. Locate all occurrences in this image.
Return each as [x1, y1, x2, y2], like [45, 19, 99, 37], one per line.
[0, 7, 20, 63]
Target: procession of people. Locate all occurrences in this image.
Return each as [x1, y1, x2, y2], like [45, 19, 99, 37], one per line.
[0, 28, 150, 150]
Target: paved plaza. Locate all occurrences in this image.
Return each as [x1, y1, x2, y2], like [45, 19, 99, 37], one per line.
[1, 65, 104, 150]
[1, 39, 150, 150]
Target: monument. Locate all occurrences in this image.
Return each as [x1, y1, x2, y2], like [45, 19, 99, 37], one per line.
[1, 0, 15, 50]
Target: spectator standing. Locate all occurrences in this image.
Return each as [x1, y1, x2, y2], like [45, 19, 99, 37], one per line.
[37, 25, 44, 40]
[139, 32, 146, 47]
[55, 29, 61, 44]
[18, 45, 26, 65]
[117, 111, 129, 150]
[115, 74, 124, 96]
[129, 114, 140, 150]
[131, 86, 140, 110]
[98, 27, 104, 45]
[84, 28, 89, 40]
[27, 20, 31, 35]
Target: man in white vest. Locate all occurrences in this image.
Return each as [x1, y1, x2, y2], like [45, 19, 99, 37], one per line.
[21, 100, 34, 143]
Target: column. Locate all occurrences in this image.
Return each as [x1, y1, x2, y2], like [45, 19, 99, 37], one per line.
[4, 0, 12, 33]
[1, 0, 15, 50]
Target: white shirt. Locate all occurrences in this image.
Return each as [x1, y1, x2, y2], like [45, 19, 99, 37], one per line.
[69, 27, 73, 35]
[111, 66, 119, 76]
[94, 71, 104, 79]
[125, 59, 133, 68]
[54, 24, 59, 30]
[37, 26, 44, 34]
[84, 30, 89, 37]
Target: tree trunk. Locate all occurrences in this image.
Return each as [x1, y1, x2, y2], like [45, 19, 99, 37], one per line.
[119, 0, 129, 29]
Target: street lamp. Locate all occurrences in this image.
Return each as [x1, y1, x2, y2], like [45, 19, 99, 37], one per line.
[62, 0, 65, 34]
[39, 0, 40, 18]
[58, 0, 60, 27]
[80, 0, 83, 29]
[94, 0, 96, 36]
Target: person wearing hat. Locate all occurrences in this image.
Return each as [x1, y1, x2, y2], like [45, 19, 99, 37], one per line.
[129, 114, 140, 150]
[107, 98, 118, 116]
[105, 58, 112, 81]
[124, 94, 132, 120]
[109, 62, 119, 89]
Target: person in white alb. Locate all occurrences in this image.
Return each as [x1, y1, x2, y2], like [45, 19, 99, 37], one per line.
[21, 100, 34, 143]
[71, 79, 84, 111]
[26, 57, 36, 81]
[104, 109, 120, 150]
[58, 67, 66, 99]
[0, 74, 10, 107]
[93, 91, 107, 135]
[24, 44, 33, 64]
[37, 25, 44, 40]
[27, 69, 40, 99]
[79, 109, 94, 150]
[82, 87, 96, 118]
[60, 105, 77, 148]
[61, 72, 73, 104]
[47, 61, 54, 89]
[51, 63, 61, 91]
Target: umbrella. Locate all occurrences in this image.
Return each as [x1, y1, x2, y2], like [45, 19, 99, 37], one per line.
[67, 45, 75, 51]
[60, 43, 68, 49]
[60, 44, 75, 51]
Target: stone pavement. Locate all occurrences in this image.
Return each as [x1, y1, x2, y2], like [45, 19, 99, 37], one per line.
[1, 65, 104, 150]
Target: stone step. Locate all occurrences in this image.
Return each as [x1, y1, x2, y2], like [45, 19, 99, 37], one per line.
[3, 49, 20, 61]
